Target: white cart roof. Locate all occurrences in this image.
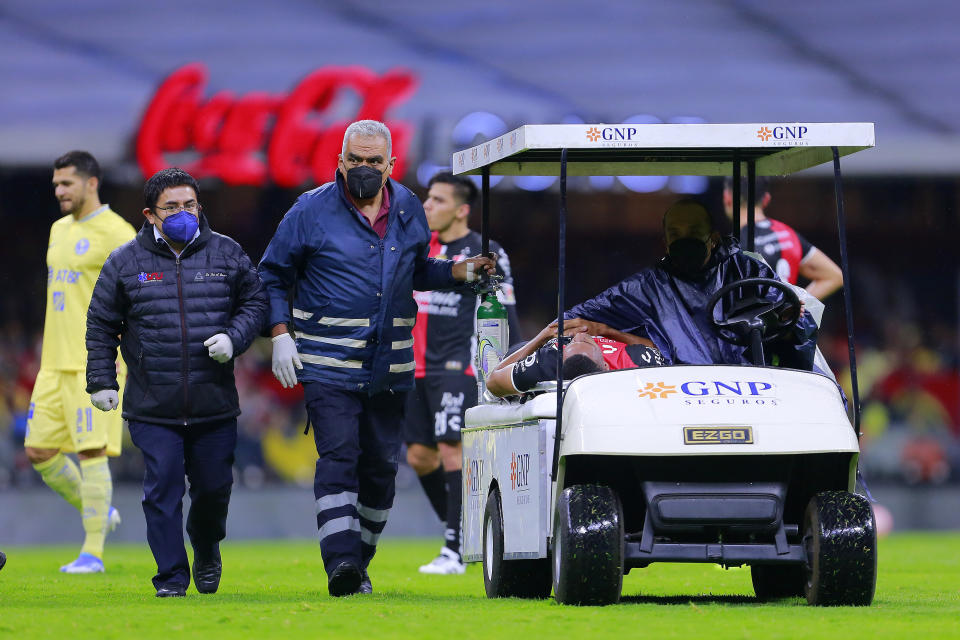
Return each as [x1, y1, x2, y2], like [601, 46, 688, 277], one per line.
[452, 123, 875, 177]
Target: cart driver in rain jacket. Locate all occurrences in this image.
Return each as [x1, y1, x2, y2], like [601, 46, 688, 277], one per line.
[565, 199, 818, 370]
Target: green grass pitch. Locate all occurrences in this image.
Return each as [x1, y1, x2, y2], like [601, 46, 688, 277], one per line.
[1, 533, 958, 639]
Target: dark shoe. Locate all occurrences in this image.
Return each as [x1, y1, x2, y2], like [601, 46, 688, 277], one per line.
[359, 569, 372, 594]
[327, 561, 362, 597]
[192, 546, 222, 594]
[0, 550, 6, 572]
[155, 586, 186, 598]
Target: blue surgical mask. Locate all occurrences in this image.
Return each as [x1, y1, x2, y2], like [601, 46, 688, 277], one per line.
[160, 210, 199, 244]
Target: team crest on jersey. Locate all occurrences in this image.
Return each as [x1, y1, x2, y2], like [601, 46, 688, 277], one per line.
[74, 238, 90, 255]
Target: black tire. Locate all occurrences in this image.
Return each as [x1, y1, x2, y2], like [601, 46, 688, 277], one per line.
[482, 488, 552, 599]
[803, 491, 877, 606]
[751, 564, 806, 600]
[552, 484, 624, 606]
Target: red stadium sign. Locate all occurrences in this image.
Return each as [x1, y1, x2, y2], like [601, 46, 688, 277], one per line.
[136, 63, 418, 187]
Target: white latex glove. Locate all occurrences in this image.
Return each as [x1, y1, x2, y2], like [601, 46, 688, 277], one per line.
[271, 333, 302, 389]
[91, 389, 119, 412]
[204, 333, 234, 363]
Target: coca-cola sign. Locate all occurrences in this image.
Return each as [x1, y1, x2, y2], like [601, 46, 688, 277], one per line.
[136, 63, 418, 187]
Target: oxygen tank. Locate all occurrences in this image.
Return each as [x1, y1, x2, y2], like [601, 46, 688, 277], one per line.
[476, 281, 509, 401]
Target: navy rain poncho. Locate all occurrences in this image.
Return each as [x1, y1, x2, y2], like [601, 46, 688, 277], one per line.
[566, 237, 818, 370]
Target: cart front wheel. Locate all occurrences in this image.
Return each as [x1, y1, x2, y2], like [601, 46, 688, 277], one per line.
[803, 490, 877, 606]
[552, 484, 623, 605]
[482, 487, 552, 599]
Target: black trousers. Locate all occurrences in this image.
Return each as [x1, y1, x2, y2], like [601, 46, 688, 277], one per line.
[303, 382, 406, 575]
[129, 417, 237, 590]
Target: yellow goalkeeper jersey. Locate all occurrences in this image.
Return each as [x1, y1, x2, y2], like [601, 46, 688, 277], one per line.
[41, 205, 136, 371]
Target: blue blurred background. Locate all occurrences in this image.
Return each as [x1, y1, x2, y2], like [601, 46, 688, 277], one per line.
[1, 0, 958, 539]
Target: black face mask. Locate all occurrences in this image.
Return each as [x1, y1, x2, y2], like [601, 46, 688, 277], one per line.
[668, 237, 709, 274]
[346, 165, 384, 200]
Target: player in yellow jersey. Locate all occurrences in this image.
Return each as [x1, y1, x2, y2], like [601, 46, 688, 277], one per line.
[24, 151, 136, 573]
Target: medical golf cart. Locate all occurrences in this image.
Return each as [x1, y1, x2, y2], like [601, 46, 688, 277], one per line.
[456, 123, 877, 606]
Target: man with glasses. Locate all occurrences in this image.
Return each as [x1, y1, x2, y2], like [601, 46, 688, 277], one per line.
[260, 120, 497, 597]
[86, 168, 267, 597]
[25, 150, 135, 574]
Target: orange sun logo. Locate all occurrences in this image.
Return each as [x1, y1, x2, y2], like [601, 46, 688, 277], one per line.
[586, 126, 601, 142]
[756, 126, 773, 141]
[637, 382, 677, 399]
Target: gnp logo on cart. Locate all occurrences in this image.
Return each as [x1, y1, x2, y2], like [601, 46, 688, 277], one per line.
[510, 452, 530, 491]
[586, 126, 637, 144]
[466, 458, 484, 495]
[638, 380, 778, 406]
[465, 457, 485, 511]
[756, 125, 809, 146]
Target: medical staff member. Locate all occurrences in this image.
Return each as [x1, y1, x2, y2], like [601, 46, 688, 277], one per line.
[259, 120, 496, 597]
[86, 168, 267, 597]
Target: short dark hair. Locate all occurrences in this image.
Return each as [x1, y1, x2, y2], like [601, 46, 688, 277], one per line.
[723, 176, 770, 201]
[428, 172, 477, 209]
[561, 354, 601, 380]
[663, 197, 716, 231]
[54, 150, 101, 183]
[144, 168, 200, 210]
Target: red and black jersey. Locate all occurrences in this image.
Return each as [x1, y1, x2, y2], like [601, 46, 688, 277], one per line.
[412, 230, 520, 378]
[745, 218, 813, 285]
[511, 336, 665, 393]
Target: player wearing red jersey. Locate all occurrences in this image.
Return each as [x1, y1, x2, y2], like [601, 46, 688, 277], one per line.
[404, 172, 520, 574]
[723, 177, 842, 300]
[486, 321, 664, 398]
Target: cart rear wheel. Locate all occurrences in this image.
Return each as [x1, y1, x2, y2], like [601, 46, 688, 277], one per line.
[751, 564, 806, 600]
[482, 488, 552, 599]
[552, 484, 623, 606]
[803, 491, 877, 606]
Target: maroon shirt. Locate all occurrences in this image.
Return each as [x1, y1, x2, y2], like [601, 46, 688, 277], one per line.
[347, 185, 390, 239]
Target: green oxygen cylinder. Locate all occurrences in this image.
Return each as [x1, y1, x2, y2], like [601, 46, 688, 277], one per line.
[476, 282, 509, 401]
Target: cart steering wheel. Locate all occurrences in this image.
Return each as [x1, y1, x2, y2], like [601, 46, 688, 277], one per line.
[707, 277, 802, 348]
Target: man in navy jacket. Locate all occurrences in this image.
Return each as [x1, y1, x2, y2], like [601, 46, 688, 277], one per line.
[259, 120, 495, 597]
[86, 168, 267, 597]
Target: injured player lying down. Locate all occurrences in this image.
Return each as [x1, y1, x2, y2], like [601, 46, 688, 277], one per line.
[485, 319, 665, 398]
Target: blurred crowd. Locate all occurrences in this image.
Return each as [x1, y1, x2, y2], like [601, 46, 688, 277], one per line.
[0, 315, 957, 489]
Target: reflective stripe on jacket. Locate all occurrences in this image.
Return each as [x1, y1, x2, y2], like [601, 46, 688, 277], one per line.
[259, 174, 456, 393]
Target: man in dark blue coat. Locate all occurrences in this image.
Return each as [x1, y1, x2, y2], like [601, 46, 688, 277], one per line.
[259, 120, 496, 597]
[86, 168, 267, 597]
[566, 199, 818, 370]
